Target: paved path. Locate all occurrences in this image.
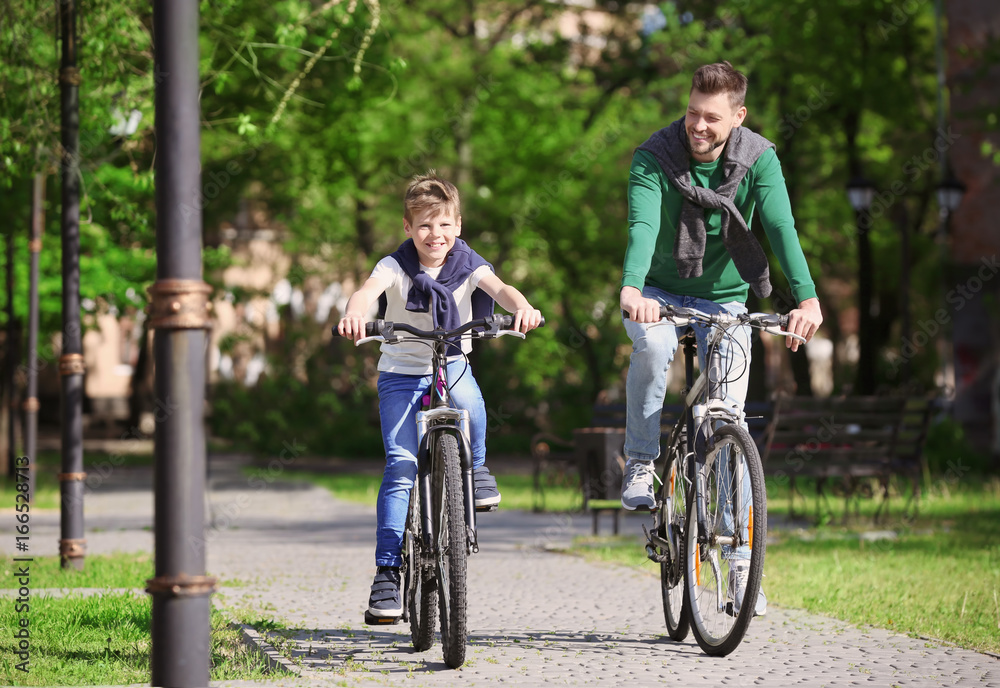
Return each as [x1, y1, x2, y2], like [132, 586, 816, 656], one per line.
[6, 456, 997, 687]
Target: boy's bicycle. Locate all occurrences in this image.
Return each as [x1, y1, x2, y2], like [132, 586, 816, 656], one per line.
[636, 303, 805, 656]
[342, 314, 539, 669]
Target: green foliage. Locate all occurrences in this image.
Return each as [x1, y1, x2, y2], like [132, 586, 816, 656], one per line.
[3, 0, 987, 450]
[208, 353, 382, 458]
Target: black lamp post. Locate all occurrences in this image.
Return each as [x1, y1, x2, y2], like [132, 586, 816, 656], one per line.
[847, 176, 876, 394]
[935, 172, 965, 394]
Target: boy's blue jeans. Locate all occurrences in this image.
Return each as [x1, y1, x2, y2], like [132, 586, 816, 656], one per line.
[375, 361, 486, 568]
[622, 286, 754, 559]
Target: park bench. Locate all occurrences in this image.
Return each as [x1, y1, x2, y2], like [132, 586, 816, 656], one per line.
[759, 395, 936, 522]
[531, 400, 772, 534]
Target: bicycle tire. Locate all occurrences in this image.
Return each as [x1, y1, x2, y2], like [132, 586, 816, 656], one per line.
[659, 435, 690, 641]
[434, 432, 468, 668]
[405, 483, 437, 652]
[685, 423, 766, 656]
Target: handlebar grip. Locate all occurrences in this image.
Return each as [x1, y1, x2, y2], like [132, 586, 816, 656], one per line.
[495, 315, 546, 328]
[332, 321, 382, 338]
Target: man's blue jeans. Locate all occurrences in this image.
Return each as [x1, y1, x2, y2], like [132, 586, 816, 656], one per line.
[375, 361, 486, 567]
[622, 286, 753, 559]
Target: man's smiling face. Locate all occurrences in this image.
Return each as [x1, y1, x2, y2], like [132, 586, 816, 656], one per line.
[685, 88, 747, 163]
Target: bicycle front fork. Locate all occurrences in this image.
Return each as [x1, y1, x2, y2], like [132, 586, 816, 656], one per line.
[415, 409, 479, 554]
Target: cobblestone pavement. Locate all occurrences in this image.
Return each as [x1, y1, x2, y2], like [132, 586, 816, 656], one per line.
[6, 457, 997, 687]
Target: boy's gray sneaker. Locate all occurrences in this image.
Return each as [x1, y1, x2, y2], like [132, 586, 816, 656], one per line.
[728, 560, 767, 616]
[367, 566, 402, 618]
[621, 459, 656, 511]
[473, 466, 501, 508]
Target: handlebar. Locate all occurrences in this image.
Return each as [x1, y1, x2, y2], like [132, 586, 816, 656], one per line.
[624, 304, 806, 343]
[334, 313, 545, 345]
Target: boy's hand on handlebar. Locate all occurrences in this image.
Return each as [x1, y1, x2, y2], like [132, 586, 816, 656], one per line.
[620, 286, 661, 324]
[512, 308, 544, 333]
[785, 298, 823, 352]
[337, 315, 367, 342]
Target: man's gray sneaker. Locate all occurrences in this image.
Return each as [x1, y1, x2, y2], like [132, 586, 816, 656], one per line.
[728, 560, 767, 616]
[621, 459, 657, 511]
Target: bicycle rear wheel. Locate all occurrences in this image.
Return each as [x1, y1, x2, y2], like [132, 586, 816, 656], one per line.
[658, 436, 689, 641]
[686, 423, 766, 656]
[405, 483, 437, 652]
[434, 432, 468, 668]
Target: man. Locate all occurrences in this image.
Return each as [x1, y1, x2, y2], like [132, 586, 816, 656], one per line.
[619, 61, 823, 615]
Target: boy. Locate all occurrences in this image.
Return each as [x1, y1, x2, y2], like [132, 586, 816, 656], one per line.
[338, 173, 543, 619]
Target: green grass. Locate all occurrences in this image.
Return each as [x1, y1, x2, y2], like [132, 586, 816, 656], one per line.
[573, 475, 1000, 656]
[0, 451, 154, 510]
[0, 593, 273, 685]
[245, 467, 585, 512]
[0, 553, 270, 684]
[0, 552, 153, 589]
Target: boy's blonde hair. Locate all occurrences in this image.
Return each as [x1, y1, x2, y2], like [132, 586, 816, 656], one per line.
[403, 172, 461, 223]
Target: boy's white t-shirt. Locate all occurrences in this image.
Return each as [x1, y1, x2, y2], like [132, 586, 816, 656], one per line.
[369, 256, 492, 375]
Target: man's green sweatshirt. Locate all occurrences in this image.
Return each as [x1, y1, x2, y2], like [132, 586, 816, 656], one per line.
[621, 146, 817, 305]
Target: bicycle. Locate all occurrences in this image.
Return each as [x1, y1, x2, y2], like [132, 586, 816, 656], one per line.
[340, 313, 539, 668]
[635, 303, 805, 656]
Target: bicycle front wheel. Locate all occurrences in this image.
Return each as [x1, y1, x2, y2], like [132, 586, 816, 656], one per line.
[405, 483, 437, 652]
[658, 437, 689, 641]
[685, 423, 766, 656]
[434, 432, 468, 668]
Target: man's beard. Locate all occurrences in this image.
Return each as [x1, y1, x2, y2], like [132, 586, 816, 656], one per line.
[689, 133, 728, 154]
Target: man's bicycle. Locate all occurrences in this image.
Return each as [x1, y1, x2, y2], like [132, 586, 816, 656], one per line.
[343, 314, 539, 668]
[637, 303, 805, 656]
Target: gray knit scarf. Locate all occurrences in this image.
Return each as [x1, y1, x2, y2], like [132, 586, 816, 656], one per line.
[637, 117, 774, 299]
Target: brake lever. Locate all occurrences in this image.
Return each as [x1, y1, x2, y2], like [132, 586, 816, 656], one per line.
[763, 326, 807, 343]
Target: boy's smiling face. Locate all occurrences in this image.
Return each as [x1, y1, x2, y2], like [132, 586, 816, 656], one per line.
[404, 208, 462, 268]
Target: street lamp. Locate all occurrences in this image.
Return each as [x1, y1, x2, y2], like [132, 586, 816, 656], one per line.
[936, 174, 966, 229]
[846, 176, 875, 213]
[846, 175, 876, 394]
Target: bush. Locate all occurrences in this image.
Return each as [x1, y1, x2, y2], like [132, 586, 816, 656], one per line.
[923, 415, 991, 476]
[208, 373, 383, 458]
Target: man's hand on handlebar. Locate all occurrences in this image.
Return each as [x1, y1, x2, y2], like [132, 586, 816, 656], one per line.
[785, 297, 823, 352]
[337, 314, 368, 343]
[620, 286, 662, 324]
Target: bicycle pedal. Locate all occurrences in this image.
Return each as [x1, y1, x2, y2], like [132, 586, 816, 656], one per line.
[364, 611, 402, 626]
[475, 505, 498, 513]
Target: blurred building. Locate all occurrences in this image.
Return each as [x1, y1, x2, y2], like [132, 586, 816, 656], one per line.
[947, 0, 1000, 458]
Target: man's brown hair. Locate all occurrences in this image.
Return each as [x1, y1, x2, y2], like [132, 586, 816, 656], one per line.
[403, 172, 461, 223]
[691, 61, 748, 110]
